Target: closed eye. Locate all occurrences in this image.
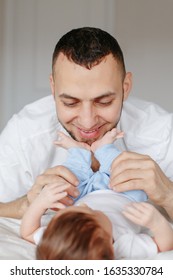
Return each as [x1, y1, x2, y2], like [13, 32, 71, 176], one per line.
[58, 93, 80, 107]
[62, 101, 80, 107]
[94, 99, 113, 107]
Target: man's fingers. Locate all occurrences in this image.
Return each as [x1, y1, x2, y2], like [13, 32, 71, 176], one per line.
[65, 185, 79, 197]
[111, 152, 151, 175]
[51, 202, 67, 210]
[110, 169, 145, 189]
[44, 182, 80, 198]
[111, 158, 149, 178]
[45, 165, 79, 186]
[59, 196, 74, 206]
[35, 174, 74, 188]
[44, 182, 70, 190]
[28, 173, 80, 204]
[111, 179, 145, 193]
[112, 151, 149, 165]
[34, 166, 80, 198]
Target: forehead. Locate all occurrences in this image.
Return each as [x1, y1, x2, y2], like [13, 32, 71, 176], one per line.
[53, 54, 123, 98]
[54, 53, 120, 76]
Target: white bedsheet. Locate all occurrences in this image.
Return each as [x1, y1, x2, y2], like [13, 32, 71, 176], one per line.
[0, 215, 173, 260]
[0, 217, 35, 259]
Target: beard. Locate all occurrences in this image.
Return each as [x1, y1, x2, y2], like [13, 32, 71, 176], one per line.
[58, 121, 120, 146]
[58, 121, 96, 145]
[57, 94, 124, 145]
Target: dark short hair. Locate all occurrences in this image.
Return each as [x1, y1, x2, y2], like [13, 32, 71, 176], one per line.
[52, 27, 126, 77]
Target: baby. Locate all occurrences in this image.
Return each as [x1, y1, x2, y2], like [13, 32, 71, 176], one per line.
[21, 129, 173, 259]
[53, 128, 147, 202]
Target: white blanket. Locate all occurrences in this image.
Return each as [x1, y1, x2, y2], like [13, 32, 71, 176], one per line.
[0, 217, 35, 260]
[0, 215, 173, 260]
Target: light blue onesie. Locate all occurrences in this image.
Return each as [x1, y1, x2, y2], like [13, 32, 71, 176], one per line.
[63, 144, 147, 202]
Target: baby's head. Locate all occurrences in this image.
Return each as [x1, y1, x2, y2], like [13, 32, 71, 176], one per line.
[36, 204, 114, 260]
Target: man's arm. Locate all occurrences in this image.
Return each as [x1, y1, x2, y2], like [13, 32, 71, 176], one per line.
[0, 165, 80, 219]
[0, 195, 29, 219]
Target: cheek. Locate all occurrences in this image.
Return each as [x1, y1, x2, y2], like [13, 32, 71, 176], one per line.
[101, 106, 121, 123]
[56, 104, 76, 124]
[58, 110, 73, 123]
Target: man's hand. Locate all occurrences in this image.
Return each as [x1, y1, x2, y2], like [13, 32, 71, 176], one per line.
[27, 165, 79, 206]
[110, 151, 173, 219]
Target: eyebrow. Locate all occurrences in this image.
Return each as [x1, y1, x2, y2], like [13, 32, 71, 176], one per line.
[58, 92, 117, 101]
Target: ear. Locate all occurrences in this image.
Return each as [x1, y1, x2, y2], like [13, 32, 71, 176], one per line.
[123, 72, 132, 101]
[50, 74, 55, 99]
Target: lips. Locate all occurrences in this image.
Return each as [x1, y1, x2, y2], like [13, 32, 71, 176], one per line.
[77, 126, 102, 139]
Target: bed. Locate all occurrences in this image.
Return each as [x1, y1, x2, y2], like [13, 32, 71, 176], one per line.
[0, 213, 173, 260]
[0, 211, 54, 260]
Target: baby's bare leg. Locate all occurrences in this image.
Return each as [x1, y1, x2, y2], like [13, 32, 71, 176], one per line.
[54, 131, 90, 150]
[91, 128, 124, 153]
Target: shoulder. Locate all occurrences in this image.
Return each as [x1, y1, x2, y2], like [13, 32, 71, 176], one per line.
[17, 95, 57, 130]
[0, 95, 64, 161]
[1, 95, 62, 141]
[122, 96, 171, 124]
[120, 97, 173, 160]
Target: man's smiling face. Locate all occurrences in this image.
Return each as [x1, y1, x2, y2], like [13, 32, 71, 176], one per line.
[50, 53, 131, 145]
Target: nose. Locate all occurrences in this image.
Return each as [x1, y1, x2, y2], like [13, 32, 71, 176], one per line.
[78, 103, 97, 129]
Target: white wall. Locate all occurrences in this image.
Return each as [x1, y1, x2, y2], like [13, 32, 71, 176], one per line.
[0, 0, 173, 131]
[0, 0, 116, 131]
[0, 0, 4, 120]
[115, 0, 173, 112]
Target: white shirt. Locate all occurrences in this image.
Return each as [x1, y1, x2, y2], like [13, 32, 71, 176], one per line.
[33, 190, 158, 259]
[0, 95, 173, 202]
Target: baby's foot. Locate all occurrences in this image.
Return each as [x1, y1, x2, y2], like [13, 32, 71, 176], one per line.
[91, 128, 124, 152]
[54, 131, 90, 150]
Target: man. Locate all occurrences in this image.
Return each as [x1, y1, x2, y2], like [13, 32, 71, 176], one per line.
[0, 27, 173, 219]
